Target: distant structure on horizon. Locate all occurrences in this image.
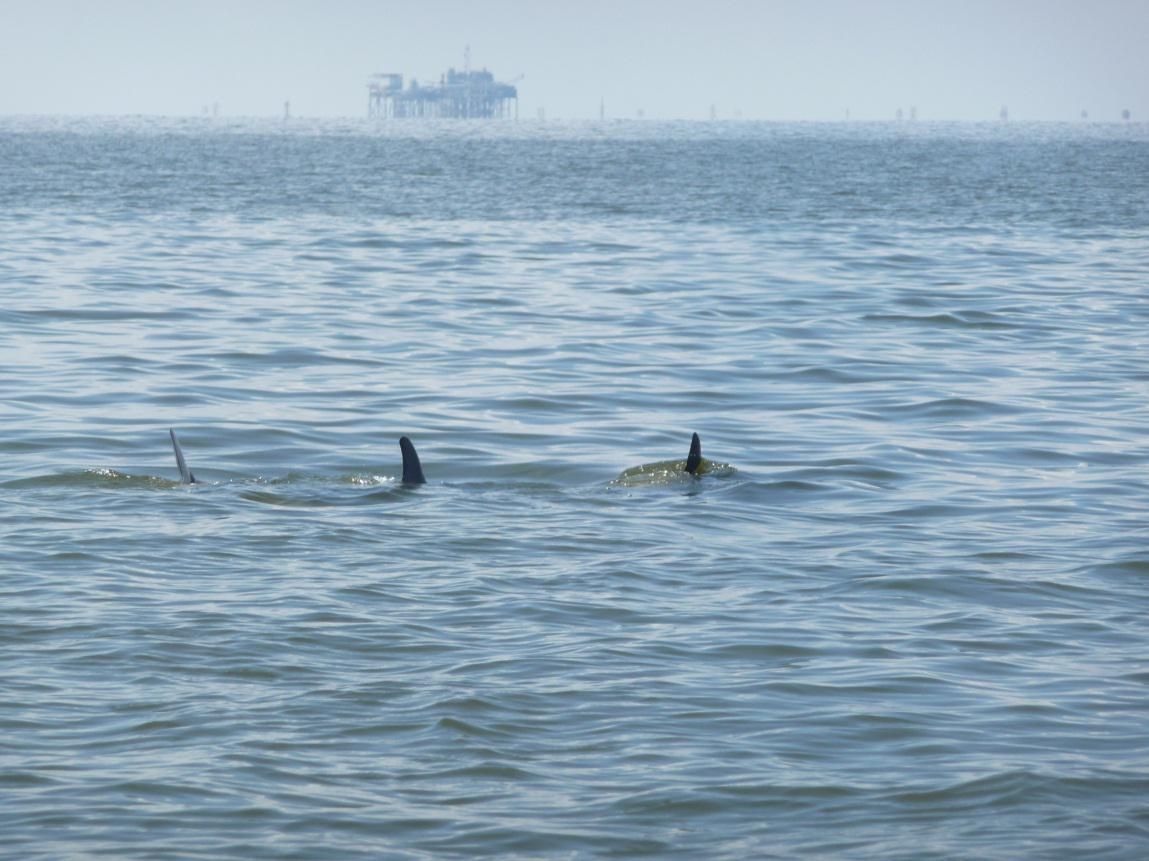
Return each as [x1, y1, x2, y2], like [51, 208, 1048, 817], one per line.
[367, 51, 519, 119]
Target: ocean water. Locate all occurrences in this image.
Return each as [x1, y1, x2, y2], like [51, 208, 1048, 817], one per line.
[2, 116, 1148, 859]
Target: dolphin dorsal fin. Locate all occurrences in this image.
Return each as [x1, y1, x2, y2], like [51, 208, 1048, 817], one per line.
[399, 436, 426, 485]
[685, 432, 702, 475]
[169, 428, 196, 484]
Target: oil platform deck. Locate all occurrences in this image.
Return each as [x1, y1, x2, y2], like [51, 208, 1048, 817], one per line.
[368, 67, 518, 119]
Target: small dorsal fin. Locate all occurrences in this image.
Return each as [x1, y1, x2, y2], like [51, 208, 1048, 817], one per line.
[399, 436, 426, 485]
[685, 432, 702, 475]
[169, 428, 196, 484]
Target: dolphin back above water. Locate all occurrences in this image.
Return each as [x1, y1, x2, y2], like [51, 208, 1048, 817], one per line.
[613, 432, 733, 486]
[169, 428, 196, 484]
[164, 431, 426, 487]
[399, 436, 426, 485]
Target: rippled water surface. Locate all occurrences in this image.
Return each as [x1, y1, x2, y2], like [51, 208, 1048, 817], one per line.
[2, 117, 1149, 858]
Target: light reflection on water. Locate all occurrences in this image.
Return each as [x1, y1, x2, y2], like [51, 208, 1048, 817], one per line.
[1, 117, 1148, 859]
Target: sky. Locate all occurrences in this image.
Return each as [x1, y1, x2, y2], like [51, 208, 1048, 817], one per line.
[2, 0, 1147, 121]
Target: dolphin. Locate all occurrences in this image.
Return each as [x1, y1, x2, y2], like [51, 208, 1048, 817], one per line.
[399, 436, 426, 484]
[612, 431, 730, 486]
[169, 428, 196, 484]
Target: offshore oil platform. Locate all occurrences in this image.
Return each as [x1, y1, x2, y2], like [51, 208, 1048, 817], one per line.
[367, 49, 519, 119]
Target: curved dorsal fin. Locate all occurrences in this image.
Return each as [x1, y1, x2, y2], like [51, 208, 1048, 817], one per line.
[399, 436, 426, 484]
[169, 428, 196, 484]
[685, 432, 702, 475]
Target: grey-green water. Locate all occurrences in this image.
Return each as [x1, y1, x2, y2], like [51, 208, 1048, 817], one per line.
[2, 117, 1149, 859]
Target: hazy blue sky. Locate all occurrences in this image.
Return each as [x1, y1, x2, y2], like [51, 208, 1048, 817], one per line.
[2, 0, 1146, 121]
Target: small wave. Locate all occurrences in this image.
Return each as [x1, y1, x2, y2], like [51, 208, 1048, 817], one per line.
[200, 348, 384, 369]
[887, 769, 1040, 807]
[776, 366, 891, 383]
[759, 479, 826, 492]
[239, 490, 338, 508]
[864, 311, 1019, 330]
[1090, 557, 1149, 578]
[22, 307, 198, 322]
[435, 716, 514, 739]
[0, 470, 177, 490]
[888, 396, 1021, 418]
